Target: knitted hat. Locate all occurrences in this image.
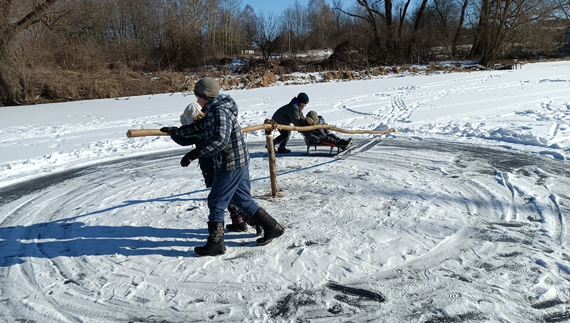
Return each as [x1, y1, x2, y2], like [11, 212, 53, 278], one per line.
[180, 102, 204, 125]
[306, 110, 319, 125]
[297, 92, 309, 104]
[194, 77, 220, 100]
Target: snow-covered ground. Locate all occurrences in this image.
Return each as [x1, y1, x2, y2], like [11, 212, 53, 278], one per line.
[1, 60, 570, 322]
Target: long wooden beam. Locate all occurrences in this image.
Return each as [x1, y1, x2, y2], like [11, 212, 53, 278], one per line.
[126, 122, 396, 138]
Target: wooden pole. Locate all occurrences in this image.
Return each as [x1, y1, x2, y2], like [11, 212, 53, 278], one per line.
[126, 129, 167, 137]
[264, 120, 280, 197]
[126, 124, 396, 137]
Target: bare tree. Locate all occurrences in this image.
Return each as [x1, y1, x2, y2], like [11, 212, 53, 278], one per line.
[334, 0, 438, 63]
[97, 0, 161, 65]
[240, 5, 258, 51]
[470, 0, 544, 66]
[282, 0, 311, 53]
[397, 0, 413, 42]
[552, 0, 570, 18]
[0, 0, 60, 105]
[407, 0, 430, 59]
[333, 0, 387, 62]
[254, 12, 280, 60]
[216, 0, 243, 57]
[307, 0, 335, 49]
[418, 0, 469, 59]
[451, 0, 470, 58]
[430, 0, 459, 53]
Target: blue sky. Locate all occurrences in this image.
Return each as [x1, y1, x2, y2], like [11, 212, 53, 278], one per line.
[243, 0, 335, 15]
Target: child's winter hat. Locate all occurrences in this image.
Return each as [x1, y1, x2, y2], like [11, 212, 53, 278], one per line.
[306, 110, 319, 125]
[194, 77, 220, 100]
[180, 102, 204, 125]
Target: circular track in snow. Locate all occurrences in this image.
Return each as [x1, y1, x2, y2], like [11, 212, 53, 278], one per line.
[1, 138, 569, 322]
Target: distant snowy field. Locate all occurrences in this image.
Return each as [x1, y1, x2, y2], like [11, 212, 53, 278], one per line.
[1, 60, 570, 322]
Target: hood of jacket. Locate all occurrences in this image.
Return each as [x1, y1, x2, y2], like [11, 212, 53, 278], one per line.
[289, 97, 300, 107]
[202, 94, 238, 117]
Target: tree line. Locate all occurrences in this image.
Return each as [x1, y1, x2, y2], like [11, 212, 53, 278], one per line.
[1, 0, 569, 106]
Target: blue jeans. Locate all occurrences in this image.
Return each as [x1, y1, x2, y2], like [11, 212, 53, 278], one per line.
[207, 165, 260, 222]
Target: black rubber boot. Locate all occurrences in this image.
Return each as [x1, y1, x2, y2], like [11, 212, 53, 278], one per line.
[226, 203, 247, 232]
[277, 146, 291, 154]
[336, 138, 352, 151]
[194, 222, 226, 256]
[252, 224, 263, 236]
[251, 208, 284, 246]
[246, 217, 263, 236]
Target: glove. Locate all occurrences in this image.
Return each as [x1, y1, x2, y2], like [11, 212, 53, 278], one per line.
[160, 127, 178, 135]
[180, 149, 200, 167]
[192, 111, 206, 122]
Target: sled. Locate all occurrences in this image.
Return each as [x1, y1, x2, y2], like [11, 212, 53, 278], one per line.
[303, 136, 343, 155]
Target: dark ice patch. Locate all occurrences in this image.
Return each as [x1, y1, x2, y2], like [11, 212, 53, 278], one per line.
[287, 239, 326, 249]
[544, 311, 570, 322]
[444, 273, 472, 283]
[488, 222, 527, 228]
[532, 298, 564, 309]
[270, 289, 318, 318]
[424, 311, 487, 323]
[499, 251, 523, 257]
[327, 304, 342, 314]
[326, 282, 386, 303]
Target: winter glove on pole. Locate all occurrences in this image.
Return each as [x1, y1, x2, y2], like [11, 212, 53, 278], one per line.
[160, 127, 178, 135]
[180, 149, 200, 167]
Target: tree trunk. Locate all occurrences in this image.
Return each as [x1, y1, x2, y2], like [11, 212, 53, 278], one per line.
[451, 0, 469, 58]
[0, 47, 23, 106]
[468, 0, 488, 60]
[0, 0, 60, 106]
[407, 0, 429, 61]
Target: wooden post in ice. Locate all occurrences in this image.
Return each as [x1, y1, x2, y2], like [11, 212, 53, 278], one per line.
[264, 119, 279, 197]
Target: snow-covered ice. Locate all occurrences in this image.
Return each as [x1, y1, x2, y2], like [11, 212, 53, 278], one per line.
[1, 60, 570, 322]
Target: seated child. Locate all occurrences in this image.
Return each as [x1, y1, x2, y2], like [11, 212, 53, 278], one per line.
[303, 110, 351, 150]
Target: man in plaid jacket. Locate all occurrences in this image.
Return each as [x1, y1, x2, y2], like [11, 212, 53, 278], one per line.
[161, 77, 284, 256]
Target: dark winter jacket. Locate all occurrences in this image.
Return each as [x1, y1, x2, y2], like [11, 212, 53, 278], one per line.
[168, 133, 215, 187]
[302, 116, 339, 144]
[173, 94, 249, 174]
[271, 97, 306, 126]
[169, 134, 203, 147]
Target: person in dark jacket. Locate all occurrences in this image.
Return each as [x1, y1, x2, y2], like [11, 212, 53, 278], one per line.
[160, 77, 284, 256]
[302, 110, 351, 150]
[270, 92, 309, 153]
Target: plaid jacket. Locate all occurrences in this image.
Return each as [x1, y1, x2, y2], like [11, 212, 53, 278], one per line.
[175, 94, 249, 174]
